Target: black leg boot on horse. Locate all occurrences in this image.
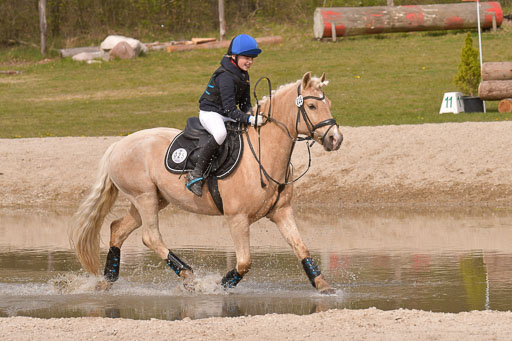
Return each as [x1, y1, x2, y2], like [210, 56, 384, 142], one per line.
[186, 136, 220, 197]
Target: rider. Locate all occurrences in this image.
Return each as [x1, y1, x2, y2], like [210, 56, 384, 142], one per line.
[185, 34, 263, 196]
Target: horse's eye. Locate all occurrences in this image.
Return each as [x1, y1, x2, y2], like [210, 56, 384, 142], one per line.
[308, 104, 316, 110]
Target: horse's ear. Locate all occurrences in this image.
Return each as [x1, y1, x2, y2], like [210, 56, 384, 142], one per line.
[320, 72, 326, 82]
[302, 71, 312, 89]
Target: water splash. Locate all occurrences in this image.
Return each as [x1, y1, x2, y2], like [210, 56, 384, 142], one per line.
[50, 272, 104, 294]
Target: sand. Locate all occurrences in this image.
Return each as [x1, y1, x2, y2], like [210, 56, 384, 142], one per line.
[1, 121, 511, 340]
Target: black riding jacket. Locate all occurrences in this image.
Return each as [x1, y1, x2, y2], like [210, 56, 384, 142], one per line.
[199, 56, 252, 123]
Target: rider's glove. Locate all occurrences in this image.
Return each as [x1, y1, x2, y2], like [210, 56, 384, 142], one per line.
[248, 114, 263, 127]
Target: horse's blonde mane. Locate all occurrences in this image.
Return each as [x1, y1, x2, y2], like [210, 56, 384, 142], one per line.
[257, 75, 329, 106]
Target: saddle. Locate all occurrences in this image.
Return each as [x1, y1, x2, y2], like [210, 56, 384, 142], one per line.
[164, 117, 244, 213]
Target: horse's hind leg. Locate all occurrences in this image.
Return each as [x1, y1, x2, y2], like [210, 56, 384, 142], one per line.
[269, 205, 335, 294]
[135, 192, 194, 280]
[102, 203, 142, 282]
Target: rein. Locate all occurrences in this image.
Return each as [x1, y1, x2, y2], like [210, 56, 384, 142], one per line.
[245, 77, 338, 213]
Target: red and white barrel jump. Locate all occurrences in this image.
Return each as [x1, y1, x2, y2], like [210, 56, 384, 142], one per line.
[314, 2, 503, 38]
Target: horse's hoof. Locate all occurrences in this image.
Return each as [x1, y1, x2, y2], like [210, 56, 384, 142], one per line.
[95, 280, 114, 291]
[319, 287, 336, 295]
[182, 278, 197, 292]
[314, 275, 336, 295]
[181, 270, 197, 292]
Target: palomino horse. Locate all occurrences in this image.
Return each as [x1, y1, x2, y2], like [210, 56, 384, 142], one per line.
[72, 72, 343, 294]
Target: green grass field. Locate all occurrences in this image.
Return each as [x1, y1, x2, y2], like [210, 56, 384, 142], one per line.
[1, 24, 511, 138]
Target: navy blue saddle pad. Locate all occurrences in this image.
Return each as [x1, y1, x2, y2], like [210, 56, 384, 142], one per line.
[164, 117, 243, 179]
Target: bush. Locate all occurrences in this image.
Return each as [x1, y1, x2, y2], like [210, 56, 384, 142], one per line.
[453, 32, 481, 96]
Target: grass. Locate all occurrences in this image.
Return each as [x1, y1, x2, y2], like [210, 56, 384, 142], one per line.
[1, 23, 512, 138]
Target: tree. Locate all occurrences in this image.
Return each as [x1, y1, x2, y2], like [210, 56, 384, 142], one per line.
[39, 0, 47, 57]
[453, 32, 481, 96]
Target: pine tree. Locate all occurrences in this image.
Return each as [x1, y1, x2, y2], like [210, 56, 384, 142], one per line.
[454, 32, 481, 96]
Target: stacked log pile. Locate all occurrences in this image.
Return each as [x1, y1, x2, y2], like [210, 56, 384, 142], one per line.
[478, 62, 512, 112]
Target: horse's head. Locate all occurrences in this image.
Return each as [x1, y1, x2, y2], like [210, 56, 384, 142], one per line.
[296, 72, 343, 151]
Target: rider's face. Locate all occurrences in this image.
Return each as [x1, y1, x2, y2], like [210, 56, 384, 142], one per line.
[234, 55, 254, 71]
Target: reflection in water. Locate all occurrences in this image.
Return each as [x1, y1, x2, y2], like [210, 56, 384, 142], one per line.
[460, 254, 487, 311]
[0, 208, 512, 320]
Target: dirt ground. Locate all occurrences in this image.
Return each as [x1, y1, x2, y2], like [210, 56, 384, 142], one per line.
[1, 121, 512, 340]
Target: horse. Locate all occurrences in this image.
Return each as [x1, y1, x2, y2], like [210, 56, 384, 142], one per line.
[71, 71, 343, 294]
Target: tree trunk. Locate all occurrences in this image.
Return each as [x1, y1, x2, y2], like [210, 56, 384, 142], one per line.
[482, 62, 512, 81]
[498, 98, 512, 113]
[39, 0, 47, 57]
[218, 0, 226, 41]
[313, 2, 503, 38]
[478, 80, 512, 100]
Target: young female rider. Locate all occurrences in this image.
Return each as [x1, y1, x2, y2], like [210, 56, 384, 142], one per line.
[186, 34, 264, 196]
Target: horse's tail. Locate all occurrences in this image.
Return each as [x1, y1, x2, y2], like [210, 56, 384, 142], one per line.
[71, 142, 119, 275]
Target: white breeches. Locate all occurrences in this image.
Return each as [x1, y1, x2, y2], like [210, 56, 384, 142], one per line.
[199, 110, 235, 145]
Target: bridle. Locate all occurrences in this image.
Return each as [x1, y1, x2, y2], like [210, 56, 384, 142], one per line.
[295, 84, 338, 144]
[245, 77, 339, 212]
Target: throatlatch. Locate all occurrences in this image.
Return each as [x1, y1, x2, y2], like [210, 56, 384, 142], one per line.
[104, 246, 121, 282]
[166, 250, 193, 276]
[221, 269, 244, 288]
[301, 257, 322, 288]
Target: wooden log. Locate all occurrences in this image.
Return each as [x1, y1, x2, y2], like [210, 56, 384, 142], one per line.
[313, 2, 503, 38]
[166, 36, 282, 53]
[59, 46, 101, 58]
[482, 62, 512, 81]
[478, 80, 512, 100]
[498, 98, 512, 113]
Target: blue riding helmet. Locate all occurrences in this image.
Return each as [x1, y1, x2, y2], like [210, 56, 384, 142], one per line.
[227, 34, 262, 58]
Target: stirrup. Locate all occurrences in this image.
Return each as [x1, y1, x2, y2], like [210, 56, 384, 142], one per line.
[186, 176, 204, 196]
[186, 176, 204, 189]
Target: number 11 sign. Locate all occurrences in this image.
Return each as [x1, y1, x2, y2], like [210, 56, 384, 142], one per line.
[440, 92, 464, 114]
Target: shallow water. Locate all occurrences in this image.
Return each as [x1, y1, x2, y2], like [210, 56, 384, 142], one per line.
[1, 207, 512, 320]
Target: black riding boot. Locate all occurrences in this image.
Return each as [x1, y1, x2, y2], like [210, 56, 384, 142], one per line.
[186, 136, 220, 197]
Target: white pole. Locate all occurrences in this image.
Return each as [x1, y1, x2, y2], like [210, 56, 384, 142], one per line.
[476, 0, 486, 112]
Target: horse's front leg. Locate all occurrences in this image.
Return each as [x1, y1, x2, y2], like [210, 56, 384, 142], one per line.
[270, 205, 335, 294]
[222, 214, 251, 288]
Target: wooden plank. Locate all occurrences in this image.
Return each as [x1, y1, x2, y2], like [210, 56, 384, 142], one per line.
[166, 36, 282, 53]
[191, 38, 217, 45]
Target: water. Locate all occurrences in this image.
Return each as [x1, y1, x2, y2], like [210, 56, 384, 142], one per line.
[1, 207, 512, 320]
